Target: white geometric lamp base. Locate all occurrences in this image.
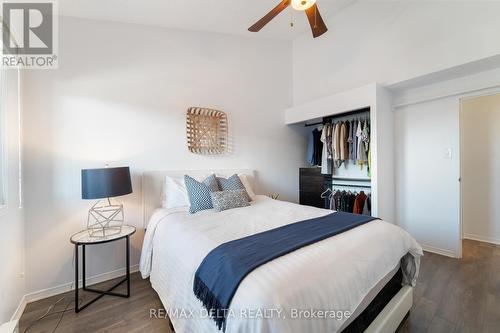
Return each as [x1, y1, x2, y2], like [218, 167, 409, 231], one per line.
[87, 198, 124, 238]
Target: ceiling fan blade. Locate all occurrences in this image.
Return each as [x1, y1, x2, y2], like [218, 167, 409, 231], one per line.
[305, 4, 328, 38]
[248, 0, 290, 32]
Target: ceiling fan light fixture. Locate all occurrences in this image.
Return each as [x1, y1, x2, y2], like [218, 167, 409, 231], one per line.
[248, 0, 327, 38]
[291, 0, 316, 11]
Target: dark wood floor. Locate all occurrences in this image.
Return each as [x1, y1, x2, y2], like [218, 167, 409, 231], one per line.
[399, 239, 500, 333]
[19, 240, 499, 333]
[19, 273, 173, 333]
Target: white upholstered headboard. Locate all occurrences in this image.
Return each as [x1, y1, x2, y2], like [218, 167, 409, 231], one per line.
[142, 169, 256, 228]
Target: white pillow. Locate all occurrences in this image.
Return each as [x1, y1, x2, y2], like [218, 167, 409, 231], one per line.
[161, 173, 256, 208]
[161, 176, 189, 209]
[238, 174, 256, 201]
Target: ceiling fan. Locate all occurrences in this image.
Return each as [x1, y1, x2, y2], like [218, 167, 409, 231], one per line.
[248, 0, 328, 38]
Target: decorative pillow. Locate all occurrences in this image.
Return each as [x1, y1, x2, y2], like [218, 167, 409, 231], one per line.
[210, 190, 250, 212]
[162, 176, 189, 209]
[184, 174, 220, 213]
[216, 174, 250, 201]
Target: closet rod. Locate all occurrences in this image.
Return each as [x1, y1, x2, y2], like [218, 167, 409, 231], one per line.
[332, 177, 371, 182]
[332, 184, 372, 189]
[304, 107, 371, 127]
[304, 121, 323, 127]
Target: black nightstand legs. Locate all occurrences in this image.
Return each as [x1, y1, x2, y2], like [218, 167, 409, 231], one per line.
[74, 236, 131, 313]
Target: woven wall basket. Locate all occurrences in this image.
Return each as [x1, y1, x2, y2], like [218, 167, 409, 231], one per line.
[186, 107, 228, 155]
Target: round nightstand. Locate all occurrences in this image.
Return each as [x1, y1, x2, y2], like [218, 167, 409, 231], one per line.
[70, 225, 136, 313]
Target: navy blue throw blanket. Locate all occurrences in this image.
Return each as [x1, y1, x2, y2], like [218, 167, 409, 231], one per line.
[193, 212, 378, 331]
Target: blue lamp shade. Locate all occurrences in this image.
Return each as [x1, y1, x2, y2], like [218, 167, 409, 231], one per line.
[81, 167, 133, 200]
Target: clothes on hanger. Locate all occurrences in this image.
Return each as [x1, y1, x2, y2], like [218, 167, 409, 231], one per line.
[328, 189, 371, 216]
[306, 130, 315, 165]
[320, 125, 328, 173]
[348, 119, 355, 161]
[305, 113, 371, 176]
[314, 127, 323, 166]
[333, 122, 341, 163]
[356, 120, 365, 167]
[351, 120, 358, 161]
[362, 194, 371, 216]
[321, 124, 333, 174]
[307, 127, 323, 166]
[353, 191, 367, 214]
[340, 121, 348, 162]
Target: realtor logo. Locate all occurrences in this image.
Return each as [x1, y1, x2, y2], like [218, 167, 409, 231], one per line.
[1, 0, 58, 68]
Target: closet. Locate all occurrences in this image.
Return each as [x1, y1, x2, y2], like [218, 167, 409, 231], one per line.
[286, 83, 394, 221]
[300, 108, 372, 215]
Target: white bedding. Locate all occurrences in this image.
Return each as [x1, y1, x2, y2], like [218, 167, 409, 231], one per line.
[140, 195, 422, 333]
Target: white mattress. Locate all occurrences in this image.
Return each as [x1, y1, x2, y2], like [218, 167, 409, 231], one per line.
[140, 196, 422, 333]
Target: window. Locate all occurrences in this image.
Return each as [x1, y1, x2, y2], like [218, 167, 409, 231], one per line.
[0, 68, 6, 209]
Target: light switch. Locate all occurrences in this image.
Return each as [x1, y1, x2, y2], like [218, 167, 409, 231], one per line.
[444, 148, 453, 159]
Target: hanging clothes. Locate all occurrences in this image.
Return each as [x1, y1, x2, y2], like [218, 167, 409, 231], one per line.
[332, 190, 342, 211]
[321, 124, 333, 174]
[362, 120, 370, 152]
[361, 120, 370, 173]
[352, 120, 358, 162]
[326, 124, 333, 160]
[320, 125, 328, 173]
[306, 130, 315, 166]
[353, 191, 367, 214]
[333, 122, 341, 164]
[306, 112, 371, 172]
[339, 121, 348, 163]
[342, 191, 356, 213]
[362, 194, 371, 216]
[348, 119, 355, 161]
[327, 124, 334, 173]
[356, 120, 367, 168]
[346, 121, 351, 160]
[311, 128, 323, 166]
[355, 120, 362, 165]
[330, 189, 371, 215]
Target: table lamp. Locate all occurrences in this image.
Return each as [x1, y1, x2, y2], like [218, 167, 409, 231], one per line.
[81, 166, 132, 238]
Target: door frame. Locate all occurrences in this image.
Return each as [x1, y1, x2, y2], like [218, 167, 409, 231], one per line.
[458, 88, 500, 258]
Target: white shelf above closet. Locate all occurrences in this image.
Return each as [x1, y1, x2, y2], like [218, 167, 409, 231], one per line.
[286, 83, 395, 222]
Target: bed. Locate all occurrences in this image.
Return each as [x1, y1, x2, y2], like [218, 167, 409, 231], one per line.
[139, 169, 422, 333]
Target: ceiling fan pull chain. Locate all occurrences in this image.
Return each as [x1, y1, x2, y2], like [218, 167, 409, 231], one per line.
[290, 6, 294, 27]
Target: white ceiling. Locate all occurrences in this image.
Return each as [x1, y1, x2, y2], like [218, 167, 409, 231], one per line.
[59, 0, 356, 40]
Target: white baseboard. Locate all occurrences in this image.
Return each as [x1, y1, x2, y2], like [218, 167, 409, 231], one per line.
[421, 244, 459, 258]
[0, 320, 19, 333]
[463, 233, 500, 246]
[10, 297, 26, 323]
[10, 264, 139, 322]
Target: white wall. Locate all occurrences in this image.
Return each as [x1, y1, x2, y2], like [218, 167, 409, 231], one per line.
[291, 0, 500, 257]
[391, 66, 500, 257]
[15, 0, 500, 308]
[0, 70, 24, 322]
[293, 0, 500, 105]
[394, 97, 460, 257]
[22, 17, 304, 295]
[461, 93, 500, 245]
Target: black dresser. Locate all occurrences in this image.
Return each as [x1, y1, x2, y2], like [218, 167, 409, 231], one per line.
[299, 168, 332, 209]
